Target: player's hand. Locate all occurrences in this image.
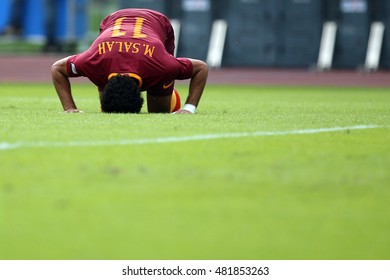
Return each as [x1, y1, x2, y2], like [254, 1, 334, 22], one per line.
[64, 109, 84, 113]
[172, 109, 194, 114]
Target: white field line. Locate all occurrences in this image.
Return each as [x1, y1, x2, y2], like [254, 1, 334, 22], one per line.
[0, 124, 385, 151]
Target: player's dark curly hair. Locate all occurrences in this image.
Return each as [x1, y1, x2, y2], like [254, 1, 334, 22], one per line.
[101, 75, 144, 113]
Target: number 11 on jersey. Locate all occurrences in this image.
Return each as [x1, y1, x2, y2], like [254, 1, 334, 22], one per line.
[111, 17, 147, 39]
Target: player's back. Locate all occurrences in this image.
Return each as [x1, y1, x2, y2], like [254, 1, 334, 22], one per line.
[99, 9, 170, 44]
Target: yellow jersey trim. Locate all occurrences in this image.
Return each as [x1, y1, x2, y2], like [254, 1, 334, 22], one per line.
[108, 73, 143, 88]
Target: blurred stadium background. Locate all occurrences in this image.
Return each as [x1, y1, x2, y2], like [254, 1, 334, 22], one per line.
[1, 1, 390, 262]
[1, 0, 390, 71]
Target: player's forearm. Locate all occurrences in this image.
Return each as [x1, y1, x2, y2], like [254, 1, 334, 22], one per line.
[187, 59, 208, 107]
[51, 61, 77, 111]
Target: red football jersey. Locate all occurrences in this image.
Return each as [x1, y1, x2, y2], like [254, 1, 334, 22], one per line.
[66, 9, 193, 93]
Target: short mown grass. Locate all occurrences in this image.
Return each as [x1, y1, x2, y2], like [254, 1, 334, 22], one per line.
[1, 83, 389, 259]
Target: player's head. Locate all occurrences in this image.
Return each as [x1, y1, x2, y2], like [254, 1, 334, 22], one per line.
[101, 75, 144, 113]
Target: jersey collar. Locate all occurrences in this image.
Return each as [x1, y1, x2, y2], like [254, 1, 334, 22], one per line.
[108, 73, 143, 88]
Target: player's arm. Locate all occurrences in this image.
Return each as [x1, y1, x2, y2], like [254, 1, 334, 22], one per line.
[175, 59, 208, 114]
[51, 57, 82, 113]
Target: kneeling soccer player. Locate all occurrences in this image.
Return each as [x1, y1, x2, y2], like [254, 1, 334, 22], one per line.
[51, 8, 208, 114]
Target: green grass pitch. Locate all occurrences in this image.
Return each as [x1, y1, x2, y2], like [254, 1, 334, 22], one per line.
[0, 83, 389, 260]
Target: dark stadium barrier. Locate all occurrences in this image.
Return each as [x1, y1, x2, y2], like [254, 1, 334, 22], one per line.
[375, 0, 390, 68]
[119, 0, 167, 14]
[332, 0, 371, 68]
[218, 0, 323, 68]
[175, 0, 213, 61]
